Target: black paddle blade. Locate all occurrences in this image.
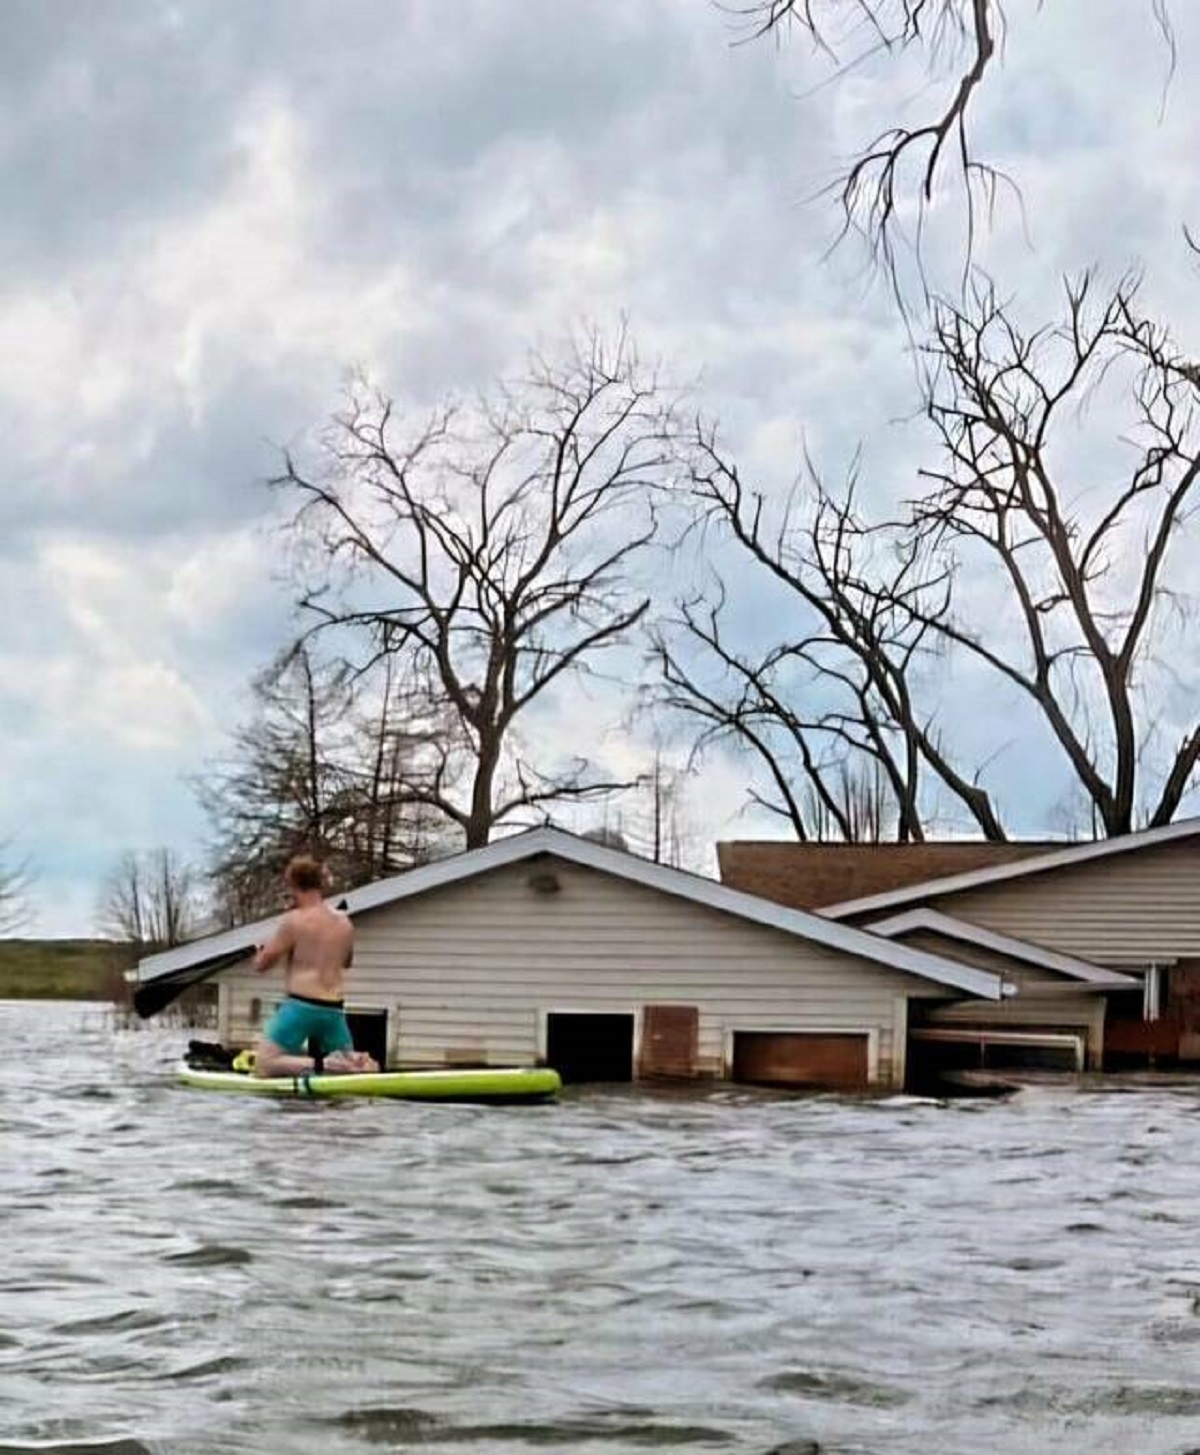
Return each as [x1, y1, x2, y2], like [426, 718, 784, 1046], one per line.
[132, 946, 251, 1018]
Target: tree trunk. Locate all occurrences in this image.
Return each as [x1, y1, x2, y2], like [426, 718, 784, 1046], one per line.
[466, 738, 501, 850]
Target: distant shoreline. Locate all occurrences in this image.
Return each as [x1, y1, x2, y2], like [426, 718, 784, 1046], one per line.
[0, 939, 128, 1003]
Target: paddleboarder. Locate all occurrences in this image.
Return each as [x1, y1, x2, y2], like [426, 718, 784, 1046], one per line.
[250, 855, 378, 1078]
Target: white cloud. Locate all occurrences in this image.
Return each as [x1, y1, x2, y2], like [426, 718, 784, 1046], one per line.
[165, 526, 276, 631]
[139, 91, 431, 404]
[19, 654, 211, 755]
[0, 538, 215, 756]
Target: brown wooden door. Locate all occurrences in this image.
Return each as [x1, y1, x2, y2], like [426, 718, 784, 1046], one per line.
[639, 1004, 699, 1079]
[732, 1031, 869, 1090]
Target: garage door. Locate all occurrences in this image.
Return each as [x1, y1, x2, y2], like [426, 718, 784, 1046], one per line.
[732, 1031, 870, 1090]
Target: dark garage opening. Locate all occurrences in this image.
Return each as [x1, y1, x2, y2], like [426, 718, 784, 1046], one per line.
[545, 1012, 635, 1083]
[906, 1028, 1082, 1092]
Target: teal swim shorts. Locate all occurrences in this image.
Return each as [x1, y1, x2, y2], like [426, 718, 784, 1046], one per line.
[264, 994, 354, 1057]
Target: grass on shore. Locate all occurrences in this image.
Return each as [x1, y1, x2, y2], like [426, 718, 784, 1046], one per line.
[0, 939, 130, 1001]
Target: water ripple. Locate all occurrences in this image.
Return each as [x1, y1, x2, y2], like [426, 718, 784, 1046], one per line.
[6, 1002, 1200, 1454]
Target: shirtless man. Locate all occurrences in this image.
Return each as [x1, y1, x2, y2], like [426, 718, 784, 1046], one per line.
[250, 855, 378, 1078]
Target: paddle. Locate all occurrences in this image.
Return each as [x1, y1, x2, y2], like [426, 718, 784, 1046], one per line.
[134, 897, 353, 1019]
[132, 945, 253, 1019]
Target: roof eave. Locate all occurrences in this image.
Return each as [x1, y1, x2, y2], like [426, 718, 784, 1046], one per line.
[865, 907, 1141, 987]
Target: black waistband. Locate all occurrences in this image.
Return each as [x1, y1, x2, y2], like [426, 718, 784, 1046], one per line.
[286, 992, 345, 1010]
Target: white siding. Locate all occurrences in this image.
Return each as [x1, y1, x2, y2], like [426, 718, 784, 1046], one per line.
[217, 856, 950, 1086]
[934, 838, 1200, 966]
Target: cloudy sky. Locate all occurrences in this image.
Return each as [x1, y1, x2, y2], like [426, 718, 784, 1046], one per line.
[3, 0, 1199, 935]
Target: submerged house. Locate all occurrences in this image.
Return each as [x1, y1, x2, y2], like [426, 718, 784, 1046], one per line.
[719, 818, 1200, 1075]
[137, 827, 1016, 1091]
[139, 819, 1200, 1091]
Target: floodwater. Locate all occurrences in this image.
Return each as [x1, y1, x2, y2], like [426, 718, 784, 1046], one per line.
[6, 1005, 1200, 1455]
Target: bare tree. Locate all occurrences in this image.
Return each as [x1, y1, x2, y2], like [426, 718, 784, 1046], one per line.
[329, 651, 456, 880]
[588, 751, 700, 866]
[0, 839, 32, 934]
[660, 272, 1200, 839]
[278, 331, 681, 849]
[804, 759, 892, 843]
[101, 850, 147, 945]
[639, 752, 698, 866]
[726, 1, 1175, 275]
[654, 449, 1003, 841]
[195, 643, 451, 922]
[195, 645, 353, 922]
[100, 848, 200, 951]
[908, 271, 1200, 835]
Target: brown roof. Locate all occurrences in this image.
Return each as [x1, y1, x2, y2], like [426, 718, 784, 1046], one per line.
[716, 840, 1060, 913]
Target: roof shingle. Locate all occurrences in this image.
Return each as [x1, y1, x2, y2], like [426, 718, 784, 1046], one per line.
[716, 840, 1058, 913]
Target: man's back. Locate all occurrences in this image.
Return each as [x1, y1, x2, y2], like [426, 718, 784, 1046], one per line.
[251, 855, 377, 1078]
[283, 902, 354, 1002]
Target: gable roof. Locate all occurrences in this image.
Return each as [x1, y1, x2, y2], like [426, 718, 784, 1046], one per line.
[136, 826, 1005, 1005]
[824, 816, 1200, 920]
[717, 840, 1055, 913]
[865, 908, 1139, 988]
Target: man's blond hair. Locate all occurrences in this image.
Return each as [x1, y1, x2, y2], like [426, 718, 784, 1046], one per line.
[284, 855, 326, 894]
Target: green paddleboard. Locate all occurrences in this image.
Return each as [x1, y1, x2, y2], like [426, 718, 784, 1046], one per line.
[177, 1061, 561, 1102]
